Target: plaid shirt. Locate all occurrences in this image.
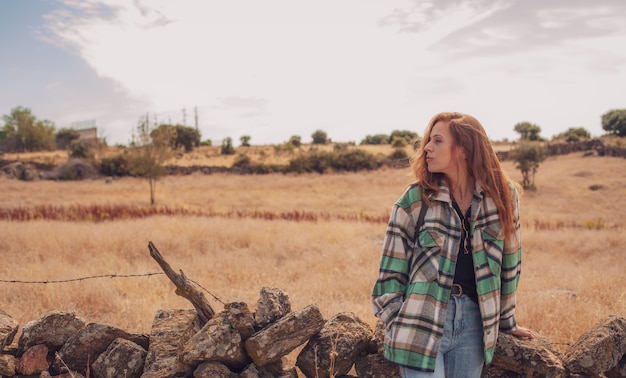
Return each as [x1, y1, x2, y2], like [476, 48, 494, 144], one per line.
[372, 182, 522, 371]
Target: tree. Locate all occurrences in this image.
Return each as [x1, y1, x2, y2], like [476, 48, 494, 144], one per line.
[514, 122, 542, 141]
[601, 109, 626, 137]
[360, 134, 389, 145]
[240, 135, 251, 147]
[174, 125, 201, 152]
[553, 127, 591, 142]
[151, 124, 201, 153]
[390, 129, 419, 145]
[221, 137, 235, 155]
[55, 128, 81, 150]
[288, 135, 302, 148]
[1, 106, 55, 152]
[127, 114, 175, 205]
[311, 129, 328, 145]
[509, 141, 546, 190]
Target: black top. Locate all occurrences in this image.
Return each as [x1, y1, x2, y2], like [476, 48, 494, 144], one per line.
[451, 200, 478, 303]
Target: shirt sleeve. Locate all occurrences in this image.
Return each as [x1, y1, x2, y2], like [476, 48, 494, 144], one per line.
[499, 185, 522, 332]
[372, 204, 416, 325]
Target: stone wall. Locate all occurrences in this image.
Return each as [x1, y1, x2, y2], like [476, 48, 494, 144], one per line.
[1, 288, 624, 378]
[496, 139, 626, 161]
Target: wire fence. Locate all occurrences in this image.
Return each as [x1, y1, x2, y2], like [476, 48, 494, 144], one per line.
[0, 272, 226, 305]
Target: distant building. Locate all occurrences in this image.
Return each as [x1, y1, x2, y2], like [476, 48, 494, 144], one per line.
[68, 120, 99, 147]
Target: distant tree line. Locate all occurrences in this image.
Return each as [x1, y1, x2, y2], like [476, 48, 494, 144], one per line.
[3, 105, 626, 198]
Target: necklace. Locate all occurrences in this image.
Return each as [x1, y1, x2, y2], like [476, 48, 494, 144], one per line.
[452, 198, 472, 254]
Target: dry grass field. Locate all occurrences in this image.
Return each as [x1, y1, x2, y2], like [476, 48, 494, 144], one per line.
[1, 147, 625, 359]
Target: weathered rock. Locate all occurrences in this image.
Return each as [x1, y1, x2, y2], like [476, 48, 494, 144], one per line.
[0, 353, 17, 377]
[225, 302, 256, 339]
[354, 353, 400, 378]
[481, 332, 566, 377]
[17, 310, 86, 355]
[141, 308, 199, 378]
[55, 322, 138, 375]
[192, 360, 237, 378]
[605, 353, 626, 378]
[16, 344, 50, 375]
[245, 303, 325, 367]
[238, 360, 298, 378]
[562, 315, 626, 376]
[254, 287, 292, 329]
[43, 371, 86, 378]
[296, 312, 372, 378]
[354, 319, 401, 377]
[91, 338, 147, 378]
[0, 309, 18, 350]
[0, 161, 40, 181]
[181, 309, 249, 369]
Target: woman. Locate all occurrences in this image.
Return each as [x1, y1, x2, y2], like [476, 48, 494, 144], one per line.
[372, 112, 533, 378]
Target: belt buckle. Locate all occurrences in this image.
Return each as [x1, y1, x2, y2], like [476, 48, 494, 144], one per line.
[451, 284, 463, 298]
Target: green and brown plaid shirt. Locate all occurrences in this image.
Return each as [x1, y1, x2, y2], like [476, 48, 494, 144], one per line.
[372, 181, 522, 371]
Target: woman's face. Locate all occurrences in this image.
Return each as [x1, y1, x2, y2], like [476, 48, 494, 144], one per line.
[424, 120, 462, 176]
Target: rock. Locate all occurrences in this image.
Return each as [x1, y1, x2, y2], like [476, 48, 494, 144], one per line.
[605, 354, 626, 378]
[296, 312, 372, 378]
[239, 360, 297, 378]
[181, 309, 250, 369]
[91, 338, 147, 378]
[18, 310, 86, 355]
[354, 353, 401, 378]
[254, 287, 292, 329]
[0, 309, 19, 350]
[0, 161, 40, 181]
[54, 322, 139, 375]
[141, 308, 199, 378]
[226, 302, 256, 339]
[0, 353, 17, 377]
[353, 318, 401, 377]
[562, 315, 626, 376]
[16, 344, 50, 375]
[481, 332, 566, 377]
[245, 304, 325, 367]
[192, 360, 237, 378]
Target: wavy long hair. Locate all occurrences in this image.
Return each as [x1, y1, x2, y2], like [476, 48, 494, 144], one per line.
[411, 112, 522, 240]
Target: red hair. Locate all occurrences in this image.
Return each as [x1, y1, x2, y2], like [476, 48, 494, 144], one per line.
[411, 112, 522, 240]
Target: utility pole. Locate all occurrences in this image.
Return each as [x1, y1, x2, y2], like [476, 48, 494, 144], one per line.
[194, 106, 198, 131]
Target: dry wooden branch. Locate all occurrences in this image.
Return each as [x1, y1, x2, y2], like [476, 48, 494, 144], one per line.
[148, 241, 215, 325]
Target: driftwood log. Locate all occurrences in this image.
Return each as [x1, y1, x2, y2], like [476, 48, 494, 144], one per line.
[148, 241, 215, 325]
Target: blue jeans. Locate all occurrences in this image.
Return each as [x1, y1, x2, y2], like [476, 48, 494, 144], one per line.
[400, 295, 485, 378]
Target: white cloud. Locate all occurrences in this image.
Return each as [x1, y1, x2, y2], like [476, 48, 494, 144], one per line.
[38, 0, 626, 144]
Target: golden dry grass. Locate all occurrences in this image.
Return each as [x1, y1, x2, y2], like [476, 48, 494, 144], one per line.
[1, 151, 625, 356]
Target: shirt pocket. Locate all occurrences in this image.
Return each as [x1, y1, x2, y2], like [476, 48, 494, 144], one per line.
[481, 225, 504, 277]
[410, 230, 442, 283]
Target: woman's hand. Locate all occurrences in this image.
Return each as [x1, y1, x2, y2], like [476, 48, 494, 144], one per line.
[512, 326, 534, 339]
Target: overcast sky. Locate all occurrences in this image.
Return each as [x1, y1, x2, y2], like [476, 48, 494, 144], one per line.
[1, 0, 625, 146]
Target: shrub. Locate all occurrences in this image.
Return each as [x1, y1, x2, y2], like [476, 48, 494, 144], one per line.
[391, 136, 407, 148]
[100, 155, 130, 176]
[232, 154, 251, 168]
[389, 148, 408, 160]
[286, 148, 380, 173]
[69, 140, 92, 159]
[288, 135, 302, 148]
[53, 159, 99, 180]
[311, 130, 329, 145]
[221, 137, 235, 155]
[331, 149, 380, 172]
[360, 134, 389, 145]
